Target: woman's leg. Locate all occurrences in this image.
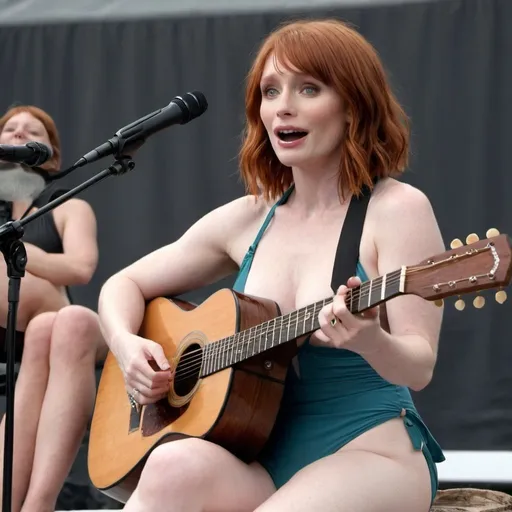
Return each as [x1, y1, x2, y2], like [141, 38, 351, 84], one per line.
[255, 419, 432, 512]
[0, 313, 56, 512]
[255, 449, 431, 512]
[125, 438, 276, 512]
[21, 306, 102, 512]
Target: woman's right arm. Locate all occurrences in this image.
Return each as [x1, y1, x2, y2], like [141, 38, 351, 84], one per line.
[97, 196, 258, 403]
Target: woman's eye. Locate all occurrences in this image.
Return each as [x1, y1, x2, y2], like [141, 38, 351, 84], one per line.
[263, 87, 278, 97]
[302, 85, 318, 95]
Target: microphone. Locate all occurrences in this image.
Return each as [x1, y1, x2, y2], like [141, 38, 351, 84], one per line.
[73, 91, 208, 168]
[0, 142, 53, 167]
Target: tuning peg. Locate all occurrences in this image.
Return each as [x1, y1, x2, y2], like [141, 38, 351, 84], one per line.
[450, 238, 463, 249]
[496, 290, 507, 304]
[454, 299, 466, 311]
[473, 296, 485, 309]
[486, 228, 500, 238]
[466, 233, 480, 244]
[434, 299, 444, 308]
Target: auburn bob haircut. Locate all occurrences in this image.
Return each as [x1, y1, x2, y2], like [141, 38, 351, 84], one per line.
[239, 19, 409, 201]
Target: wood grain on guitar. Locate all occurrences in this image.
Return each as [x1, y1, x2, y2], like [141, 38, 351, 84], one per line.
[87, 229, 512, 503]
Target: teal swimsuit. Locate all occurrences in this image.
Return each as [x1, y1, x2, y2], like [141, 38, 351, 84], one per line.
[233, 187, 445, 504]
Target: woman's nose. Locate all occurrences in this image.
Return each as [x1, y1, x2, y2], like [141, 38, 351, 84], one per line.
[13, 129, 26, 141]
[276, 97, 297, 118]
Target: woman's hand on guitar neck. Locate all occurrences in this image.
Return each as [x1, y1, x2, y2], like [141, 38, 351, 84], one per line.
[114, 333, 173, 405]
[315, 276, 382, 354]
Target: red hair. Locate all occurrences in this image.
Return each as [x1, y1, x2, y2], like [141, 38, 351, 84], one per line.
[239, 19, 409, 201]
[0, 105, 62, 172]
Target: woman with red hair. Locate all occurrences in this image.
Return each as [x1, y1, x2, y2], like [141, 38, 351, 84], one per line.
[0, 105, 105, 511]
[99, 19, 445, 511]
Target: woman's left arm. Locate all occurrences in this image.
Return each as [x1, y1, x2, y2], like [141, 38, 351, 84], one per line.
[317, 183, 445, 391]
[24, 199, 98, 286]
[358, 184, 445, 390]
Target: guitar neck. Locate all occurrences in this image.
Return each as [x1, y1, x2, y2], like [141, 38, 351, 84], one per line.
[201, 268, 404, 376]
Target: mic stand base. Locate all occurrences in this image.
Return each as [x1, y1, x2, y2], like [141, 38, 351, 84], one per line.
[0, 155, 135, 512]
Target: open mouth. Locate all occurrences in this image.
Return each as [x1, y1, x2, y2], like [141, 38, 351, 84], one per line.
[276, 130, 308, 142]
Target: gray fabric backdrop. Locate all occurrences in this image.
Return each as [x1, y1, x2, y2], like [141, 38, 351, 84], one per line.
[1, 0, 511, 507]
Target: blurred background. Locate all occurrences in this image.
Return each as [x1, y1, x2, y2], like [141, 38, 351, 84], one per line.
[1, 0, 511, 509]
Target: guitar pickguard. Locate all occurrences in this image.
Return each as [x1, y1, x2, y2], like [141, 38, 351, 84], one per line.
[140, 399, 190, 437]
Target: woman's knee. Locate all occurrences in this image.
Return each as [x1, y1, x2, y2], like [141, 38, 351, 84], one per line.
[50, 305, 101, 361]
[140, 439, 213, 493]
[22, 312, 57, 362]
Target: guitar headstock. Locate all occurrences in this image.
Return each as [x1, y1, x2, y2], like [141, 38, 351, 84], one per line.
[404, 229, 512, 310]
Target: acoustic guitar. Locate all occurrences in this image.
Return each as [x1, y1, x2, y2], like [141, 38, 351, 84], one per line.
[88, 230, 512, 502]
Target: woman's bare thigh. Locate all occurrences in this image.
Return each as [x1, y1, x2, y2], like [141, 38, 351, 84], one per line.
[255, 418, 432, 512]
[136, 438, 276, 512]
[255, 447, 431, 512]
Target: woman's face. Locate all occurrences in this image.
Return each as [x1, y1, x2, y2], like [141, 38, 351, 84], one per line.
[0, 111, 51, 148]
[0, 112, 51, 201]
[259, 55, 347, 171]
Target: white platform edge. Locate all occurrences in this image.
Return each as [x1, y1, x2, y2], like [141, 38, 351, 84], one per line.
[437, 450, 512, 483]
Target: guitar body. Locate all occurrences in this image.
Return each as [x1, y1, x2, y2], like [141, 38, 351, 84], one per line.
[88, 232, 512, 503]
[88, 288, 297, 503]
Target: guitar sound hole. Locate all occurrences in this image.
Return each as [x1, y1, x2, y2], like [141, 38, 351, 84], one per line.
[174, 343, 202, 397]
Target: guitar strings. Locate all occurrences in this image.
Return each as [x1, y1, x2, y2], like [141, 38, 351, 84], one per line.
[173, 272, 403, 382]
[172, 272, 405, 383]
[175, 271, 399, 370]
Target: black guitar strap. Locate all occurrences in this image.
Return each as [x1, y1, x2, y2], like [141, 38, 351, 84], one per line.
[330, 185, 373, 291]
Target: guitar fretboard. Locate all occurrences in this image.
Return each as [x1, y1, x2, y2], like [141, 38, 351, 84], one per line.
[200, 268, 403, 377]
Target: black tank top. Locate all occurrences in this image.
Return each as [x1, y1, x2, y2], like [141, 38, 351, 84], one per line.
[21, 185, 66, 254]
[21, 185, 74, 303]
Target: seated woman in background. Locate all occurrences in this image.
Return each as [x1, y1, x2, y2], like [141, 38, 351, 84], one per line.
[0, 105, 106, 512]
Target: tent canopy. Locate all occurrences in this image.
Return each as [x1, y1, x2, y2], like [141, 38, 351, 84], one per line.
[0, 0, 445, 25]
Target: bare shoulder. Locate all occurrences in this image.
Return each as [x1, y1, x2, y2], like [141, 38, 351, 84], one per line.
[196, 193, 270, 249]
[368, 178, 445, 270]
[369, 178, 435, 220]
[212, 194, 268, 227]
[53, 197, 95, 218]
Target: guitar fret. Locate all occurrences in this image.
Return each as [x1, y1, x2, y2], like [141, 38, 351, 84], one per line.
[231, 333, 237, 366]
[209, 341, 214, 373]
[218, 339, 223, 370]
[213, 340, 220, 373]
[367, 280, 372, 307]
[225, 336, 231, 368]
[381, 274, 386, 300]
[246, 327, 254, 356]
[240, 330, 246, 362]
[201, 344, 207, 377]
[228, 336, 234, 366]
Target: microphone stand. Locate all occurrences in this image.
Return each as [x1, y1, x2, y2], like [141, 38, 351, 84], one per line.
[0, 155, 136, 512]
